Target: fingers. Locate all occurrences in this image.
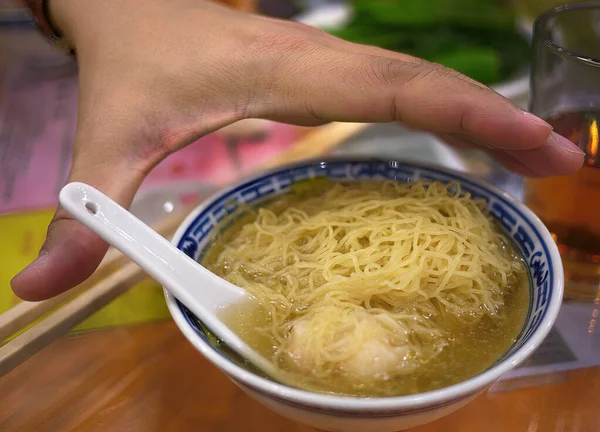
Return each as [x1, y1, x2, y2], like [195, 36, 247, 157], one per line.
[10, 208, 112, 301]
[436, 132, 584, 177]
[436, 132, 539, 177]
[487, 151, 548, 178]
[11, 155, 144, 301]
[251, 37, 584, 175]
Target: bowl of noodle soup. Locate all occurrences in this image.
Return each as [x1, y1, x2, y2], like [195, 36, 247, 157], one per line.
[164, 157, 563, 432]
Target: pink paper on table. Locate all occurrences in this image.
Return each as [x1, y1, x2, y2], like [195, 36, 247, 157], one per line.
[0, 61, 299, 215]
[144, 123, 298, 187]
[0, 61, 79, 214]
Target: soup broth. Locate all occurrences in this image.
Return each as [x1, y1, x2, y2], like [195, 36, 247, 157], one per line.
[202, 180, 529, 397]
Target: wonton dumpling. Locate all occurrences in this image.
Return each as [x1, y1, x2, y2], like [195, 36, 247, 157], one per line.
[284, 308, 416, 380]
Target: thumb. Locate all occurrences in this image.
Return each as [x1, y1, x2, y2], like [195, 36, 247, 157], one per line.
[11, 152, 144, 301]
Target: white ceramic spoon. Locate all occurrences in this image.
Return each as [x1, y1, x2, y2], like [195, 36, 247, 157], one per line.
[59, 181, 278, 378]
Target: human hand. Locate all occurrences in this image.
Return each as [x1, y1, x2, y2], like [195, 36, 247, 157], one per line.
[11, 0, 584, 301]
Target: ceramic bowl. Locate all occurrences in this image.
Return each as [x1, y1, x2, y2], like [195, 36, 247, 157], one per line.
[164, 157, 563, 432]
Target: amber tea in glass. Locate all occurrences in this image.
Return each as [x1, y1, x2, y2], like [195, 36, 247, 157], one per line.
[525, 3, 600, 299]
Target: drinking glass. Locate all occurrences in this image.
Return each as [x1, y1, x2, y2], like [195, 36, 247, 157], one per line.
[515, 0, 590, 21]
[525, 2, 600, 300]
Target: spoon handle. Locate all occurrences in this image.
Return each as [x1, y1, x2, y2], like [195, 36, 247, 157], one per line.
[60, 182, 279, 379]
[59, 182, 248, 311]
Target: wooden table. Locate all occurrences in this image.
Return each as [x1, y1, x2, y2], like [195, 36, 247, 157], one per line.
[1, 319, 599, 432]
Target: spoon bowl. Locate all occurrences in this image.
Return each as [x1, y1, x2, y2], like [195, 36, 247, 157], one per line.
[59, 181, 278, 377]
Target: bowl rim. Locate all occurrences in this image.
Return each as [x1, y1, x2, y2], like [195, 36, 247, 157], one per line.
[164, 156, 564, 411]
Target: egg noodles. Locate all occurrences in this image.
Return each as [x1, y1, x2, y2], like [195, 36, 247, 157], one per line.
[204, 180, 528, 396]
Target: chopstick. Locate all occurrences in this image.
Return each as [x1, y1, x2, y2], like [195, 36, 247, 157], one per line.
[0, 121, 370, 377]
[0, 260, 146, 376]
[259, 122, 368, 169]
[0, 207, 187, 343]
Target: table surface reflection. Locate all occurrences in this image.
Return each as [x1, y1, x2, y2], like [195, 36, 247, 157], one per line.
[1, 320, 599, 432]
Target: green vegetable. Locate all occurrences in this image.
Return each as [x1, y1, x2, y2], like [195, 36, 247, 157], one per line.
[352, 0, 517, 30]
[326, 0, 530, 84]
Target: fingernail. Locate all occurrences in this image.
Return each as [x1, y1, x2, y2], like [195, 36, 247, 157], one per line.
[522, 111, 553, 130]
[546, 131, 586, 156]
